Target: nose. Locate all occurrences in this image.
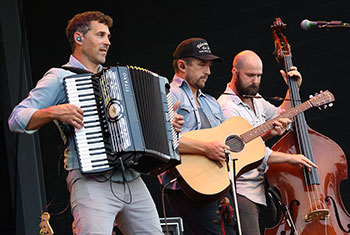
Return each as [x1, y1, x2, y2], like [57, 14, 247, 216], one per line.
[251, 75, 260, 84]
[104, 36, 111, 47]
[204, 65, 211, 75]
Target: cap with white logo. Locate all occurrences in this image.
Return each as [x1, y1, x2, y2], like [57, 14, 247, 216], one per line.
[173, 37, 223, 62]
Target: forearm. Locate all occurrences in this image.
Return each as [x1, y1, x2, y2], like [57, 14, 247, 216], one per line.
[267, 151, 292, 165]
[280, 89, 292, 111]
[178, 136, 206, 155]
[262, 131, 273, 141]
[26, 107, 56, 130]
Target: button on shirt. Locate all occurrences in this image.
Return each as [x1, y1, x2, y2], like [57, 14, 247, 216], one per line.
[8, 55, 139, 182]
[217, 84, 282, 205]
[158, 75, 226, 190]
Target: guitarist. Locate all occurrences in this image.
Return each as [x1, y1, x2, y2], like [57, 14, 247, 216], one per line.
[158, 38, 236, 235]
[217, 50, 317, 235]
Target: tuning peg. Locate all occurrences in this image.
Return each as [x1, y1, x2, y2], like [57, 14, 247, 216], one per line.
[309, 95, 314, 99]
[328, 103, 333, 107]
[323, 105, 328, 109]
[318, 107, 322, 110]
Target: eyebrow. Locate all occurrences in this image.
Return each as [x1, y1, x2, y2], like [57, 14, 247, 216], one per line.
[97, 30, 111, 38]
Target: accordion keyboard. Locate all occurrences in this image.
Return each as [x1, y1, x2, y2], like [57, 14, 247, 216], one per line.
[64, 75, 113, 173]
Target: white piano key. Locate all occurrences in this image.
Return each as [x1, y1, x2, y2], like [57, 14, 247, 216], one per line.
[78, 100, 97, 107]
[67, 88, 94, 97]
[78, 132, 103, 140]
[77, 141, 105, 150]
[78, 150, 107, 159]
[83, 115, 100, 122]
[69, 95, 96, 103]
[80, 155, 108, 163]
[81, 164, 110, 172]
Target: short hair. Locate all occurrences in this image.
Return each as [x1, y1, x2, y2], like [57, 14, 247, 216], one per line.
[173, 57, 194, 73]
[66, 11, 113, 51]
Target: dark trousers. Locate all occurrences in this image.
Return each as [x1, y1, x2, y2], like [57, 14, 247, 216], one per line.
[166, 189, 237, 235]
[237, 194, 278, 235]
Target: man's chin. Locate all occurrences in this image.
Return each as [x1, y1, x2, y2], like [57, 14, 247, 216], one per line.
[246, 88, 259, 96]
[98, 57, 106, 65]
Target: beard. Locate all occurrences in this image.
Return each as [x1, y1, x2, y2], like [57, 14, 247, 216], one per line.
[186, 72, 207, 90]
[194, 76, 207, 89]
[235, 73, 259, 96]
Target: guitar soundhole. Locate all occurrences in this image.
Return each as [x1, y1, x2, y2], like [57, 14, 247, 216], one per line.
[225, 135, 244, 153]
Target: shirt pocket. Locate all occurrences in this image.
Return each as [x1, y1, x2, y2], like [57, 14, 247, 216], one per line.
[178, 104, 193, 116]
[260, 113, 268, 123]
[178, 104, 198, 131]
[213, 112, 225, 123]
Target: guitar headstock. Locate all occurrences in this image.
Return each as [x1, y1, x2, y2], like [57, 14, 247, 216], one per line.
[39, 212, 54, 235]
[271, 18, 292, 64]
[72, 220, 77, 235]
[308, 90, 335, 108]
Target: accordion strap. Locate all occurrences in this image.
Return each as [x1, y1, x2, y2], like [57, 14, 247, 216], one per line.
[61, 65, 92, 74]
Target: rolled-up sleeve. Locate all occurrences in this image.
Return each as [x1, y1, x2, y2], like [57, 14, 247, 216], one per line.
[8, 69, 66, 134]
[258, 147, 273, 173]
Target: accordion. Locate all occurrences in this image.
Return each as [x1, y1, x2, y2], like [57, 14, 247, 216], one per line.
[63, 66, 180, 175]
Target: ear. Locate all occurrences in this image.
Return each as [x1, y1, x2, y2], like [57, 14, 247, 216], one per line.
[74, 32, 83, 45]
[232, 68, 238, 77]
[178, 60, 186, 71]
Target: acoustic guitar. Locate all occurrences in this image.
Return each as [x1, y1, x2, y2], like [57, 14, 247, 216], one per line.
[173, 90, 334, 202]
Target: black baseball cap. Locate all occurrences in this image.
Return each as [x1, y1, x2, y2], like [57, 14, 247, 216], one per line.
[173, 37, 223, 62]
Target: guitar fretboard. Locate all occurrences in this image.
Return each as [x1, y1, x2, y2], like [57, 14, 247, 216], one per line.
[240, 100, 312, 143]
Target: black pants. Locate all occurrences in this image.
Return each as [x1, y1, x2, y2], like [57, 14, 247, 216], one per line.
[166, 189, 237, 235]
[237, 194, 278, 235]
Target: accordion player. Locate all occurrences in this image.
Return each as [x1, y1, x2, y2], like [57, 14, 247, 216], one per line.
[63, 66, 180, 175]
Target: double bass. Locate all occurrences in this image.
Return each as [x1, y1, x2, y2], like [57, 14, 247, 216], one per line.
[265, 18, 350, 235]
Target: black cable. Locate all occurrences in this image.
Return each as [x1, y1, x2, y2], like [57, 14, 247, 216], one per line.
[161, 178, 178, 235]
[109, 158, 133, 204]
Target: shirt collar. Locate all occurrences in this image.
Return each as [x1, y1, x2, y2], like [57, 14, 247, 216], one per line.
[172, 75, 206, 97]
[65, 55, 103, 73]
[224, 83, 243, 105]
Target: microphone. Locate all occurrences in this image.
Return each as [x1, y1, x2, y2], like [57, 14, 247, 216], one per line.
[242, 94, 263, 99]
[222, 93, 300, 101]
[242, 94, 300, 102]
[300, 19, 350, 30]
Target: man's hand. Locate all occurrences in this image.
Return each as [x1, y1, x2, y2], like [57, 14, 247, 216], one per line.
[270, 117, 291, 136]
[280, 66, 302, 88]
[203, 141, 230, 162]
[48, 104, 84, 129]
[286, 154, 318, 171]
[268, 151, 318, 172]
[171, 100, 184, 133]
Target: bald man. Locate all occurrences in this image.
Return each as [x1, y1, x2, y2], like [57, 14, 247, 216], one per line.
[217, 50, 317, 234]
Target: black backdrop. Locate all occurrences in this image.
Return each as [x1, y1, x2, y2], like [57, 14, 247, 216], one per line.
[4, 0, 350, 234]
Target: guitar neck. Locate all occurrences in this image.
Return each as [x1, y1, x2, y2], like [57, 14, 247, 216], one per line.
[240, 100, 312, 143]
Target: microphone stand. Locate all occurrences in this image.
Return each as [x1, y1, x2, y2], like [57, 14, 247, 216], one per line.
[225, 150, 242, 235]
[319, 21, 350, 29]
[268, 188, 299, 235]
